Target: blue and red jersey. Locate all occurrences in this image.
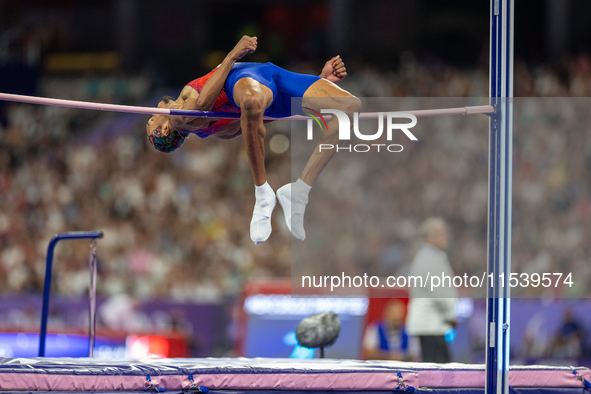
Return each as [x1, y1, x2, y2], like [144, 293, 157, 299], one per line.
[185, 68, 241, 138]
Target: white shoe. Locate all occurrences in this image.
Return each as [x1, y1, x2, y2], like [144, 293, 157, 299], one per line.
[250, 184, 277, 245]
[277, 183, 308, 241]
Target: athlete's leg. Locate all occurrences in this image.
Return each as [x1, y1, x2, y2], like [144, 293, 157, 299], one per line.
[300, 79, 360, 184]
[277, 78, 360, 241]
[232, 77, 276, 245]
[232, 77, 274, 186]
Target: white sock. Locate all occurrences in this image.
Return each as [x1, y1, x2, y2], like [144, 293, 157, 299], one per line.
[250, 182, 276, 245]
[277, 179, 312, 241]
[255, 181, 274, 201]
[293, 178, 312, 196]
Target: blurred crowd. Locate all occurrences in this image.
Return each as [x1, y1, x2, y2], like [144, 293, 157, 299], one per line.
[1, 54, 591, 307]
[0, 73, 292, 303]
[294, 95, 591, 300]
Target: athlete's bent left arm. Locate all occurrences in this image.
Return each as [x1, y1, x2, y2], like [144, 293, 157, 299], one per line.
[180, 35, 258, 115]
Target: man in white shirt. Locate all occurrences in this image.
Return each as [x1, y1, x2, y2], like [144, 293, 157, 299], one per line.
[405, 218, 458, 363]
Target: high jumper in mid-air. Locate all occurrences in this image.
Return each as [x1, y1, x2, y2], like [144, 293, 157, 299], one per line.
[146, 35, 360, 244]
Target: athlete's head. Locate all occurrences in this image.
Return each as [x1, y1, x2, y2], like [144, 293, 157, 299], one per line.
[146, 96, 187, 153]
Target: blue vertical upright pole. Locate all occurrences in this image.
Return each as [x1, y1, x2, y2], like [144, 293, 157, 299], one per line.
[486, 0, 514, 394]
[39, 231, 103, 357]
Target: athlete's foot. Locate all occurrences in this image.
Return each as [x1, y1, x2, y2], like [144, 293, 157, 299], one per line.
[277, 180, 310, 241]
[250, 182, 277, 245]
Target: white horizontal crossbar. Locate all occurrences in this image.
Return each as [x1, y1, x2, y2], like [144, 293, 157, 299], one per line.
[0, 92, 494, 120]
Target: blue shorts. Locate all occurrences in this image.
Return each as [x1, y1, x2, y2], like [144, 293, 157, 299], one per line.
[224, 63, 321, 118]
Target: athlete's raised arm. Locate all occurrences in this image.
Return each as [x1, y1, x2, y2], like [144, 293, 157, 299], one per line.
[181, 35, 258, 112]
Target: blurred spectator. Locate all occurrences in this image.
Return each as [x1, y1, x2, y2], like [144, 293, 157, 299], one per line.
[406, 218, 457, 363]
[550, 310, 584, 360]
[99, 293, 152, 333]
[363, 299, 419, 361]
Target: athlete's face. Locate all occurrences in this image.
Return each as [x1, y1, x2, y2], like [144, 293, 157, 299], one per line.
[146, 97, 175, 137]
[146, 115, 173, 137]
